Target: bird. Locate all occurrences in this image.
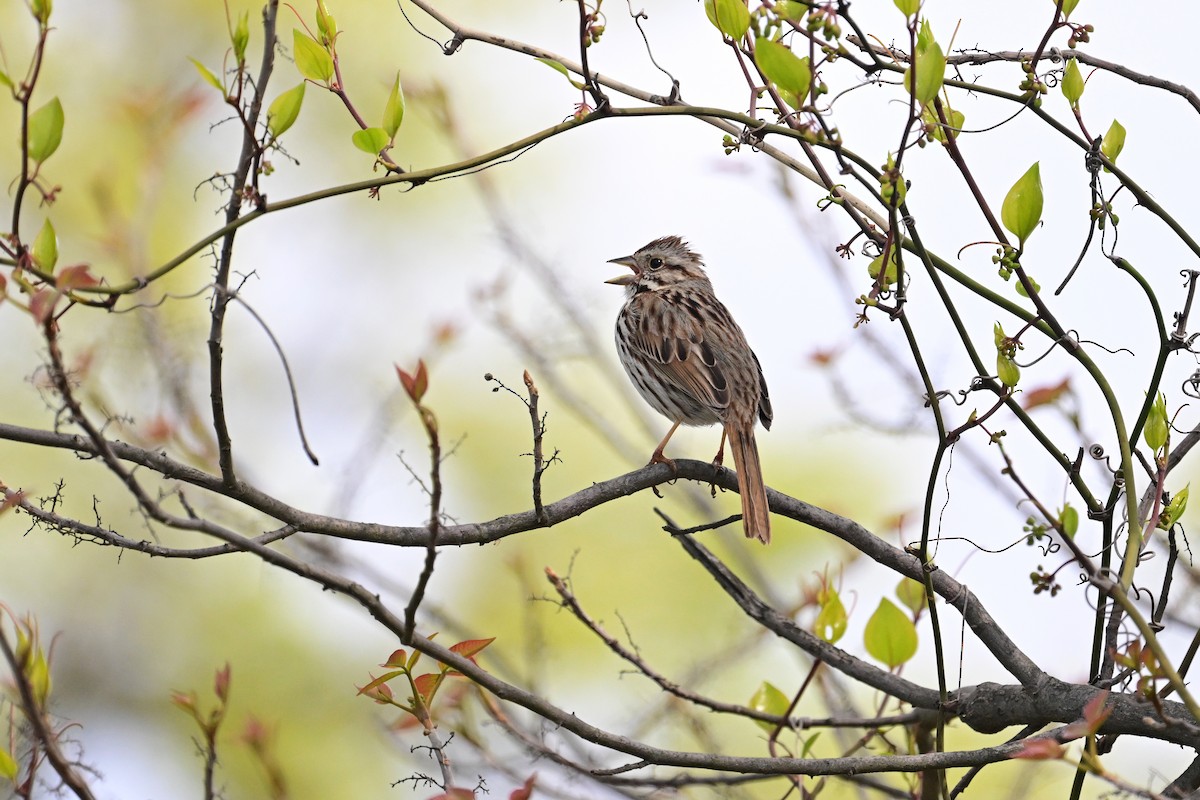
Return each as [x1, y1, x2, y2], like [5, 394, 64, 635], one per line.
[605, 235, 773, 543]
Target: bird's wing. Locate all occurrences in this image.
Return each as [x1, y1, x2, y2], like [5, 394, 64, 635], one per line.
[624, 296, 730, 414]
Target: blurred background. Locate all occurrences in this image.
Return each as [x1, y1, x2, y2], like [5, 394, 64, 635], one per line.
[1, 0, 1198, 797]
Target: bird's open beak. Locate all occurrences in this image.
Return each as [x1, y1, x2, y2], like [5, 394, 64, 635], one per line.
[605, 255, 638, 285]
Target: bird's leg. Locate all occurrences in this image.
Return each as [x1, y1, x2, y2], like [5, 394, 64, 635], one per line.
[649, 421, 681, 498]
[710, 428, 728, 497]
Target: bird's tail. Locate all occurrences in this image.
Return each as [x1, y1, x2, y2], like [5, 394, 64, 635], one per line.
[726, 423, 771, 544]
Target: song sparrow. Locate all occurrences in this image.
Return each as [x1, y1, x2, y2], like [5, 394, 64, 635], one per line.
[606, 236, 774, 544]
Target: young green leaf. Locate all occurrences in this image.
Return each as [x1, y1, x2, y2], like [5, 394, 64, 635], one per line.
[352, 127, 389, 155]
[1014, 274, 1040, 297]
[704, 0, 750, 41]
[1058, 0, 1082, 19]
[1101, 119, 1126, 167]
[534, 57, 587, 90]
[1160, 485, 1189, 530]
[0, 68, 12, 90]
[1001, 162, 1043, 246]
[754, 39, 811, 101]
[814, 585, 847, 644]
[316, 0, 338, 46]
[773, 1, 805, 22]
[189, 58, 225, 93]
[0, 745, 17, 782]
[894, 0, 919, 17]
[32, 218, 57, 271]
[383, 72, 405, 139]
[232, 10, 250, 63]
[27, 97, 64, 164]
[31, 0, 51, 24]
[868, 248, 900, 286]
[997, 354, 1021, 387]
[1061, 58, 1084, 107]
[267, 82, 306, 139]
[293, 29, 334, 83]
[895, 577, 928, 614]
[1059, 504, 1079, 538]
[864, 598, 918, 668]
[913, 38, 945, 105]
[1144, 392, 1168, 452]
[748, 681, 790, 732]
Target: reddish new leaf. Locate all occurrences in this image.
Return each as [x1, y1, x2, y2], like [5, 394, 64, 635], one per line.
[450, 637, 495, 662]
[1014, 739, 1063, 760]
[1082, 690, 1111, 734]
[428, 789, 475, 800]
[383, 649, 408, 667]
[509, 774, 536, 800]
[1022, 377, 1070, 410]
[396, 359, 429, 403]
[56, 263, 100, 291]
[413, 671, 445, 702]
[29, 287, 59, 325]
[214, 663, 231, 702]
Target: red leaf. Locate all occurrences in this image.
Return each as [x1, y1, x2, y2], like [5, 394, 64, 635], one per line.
[395, 359, 429, 403]
[413, 671, 444, 702]
[1013, 739, 1063, 760]
[383, 649, 408, 668]
[1082, 690, 1111, 734]
[428, 789, 475, 800]
[450, 637, 495, 661]
[214, 663, 231, 702]
[1022, 377, 1071, 410]
[509, 774, 536, 800]
[29, 287, 59, 325]
[56, 263, 100, 292]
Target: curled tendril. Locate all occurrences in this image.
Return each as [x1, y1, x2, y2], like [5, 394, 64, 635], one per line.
[1183, 370, 1200, 399]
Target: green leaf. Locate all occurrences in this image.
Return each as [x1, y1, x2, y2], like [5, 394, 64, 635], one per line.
[1058, 0, 1081, 18]
[1062, 58, 1084, 107]
[1144, 392, 1168, 452]
[868, 248, 899, 286]
[232, 10, 249, 63]
[0, 746, 17, 782]
[913, 38, 945, 105]
[267, 82, 305, 139]
[922, 103, 964, 144]
[994, 321, 1007, 349]
[534, 57, 586, 91]
[316, 0, 338, 46]
[0, 68, 14, 90]
[32, 218, 57, 271]
[189, 58, 224, 93]
[1001, 162, 1043, 246]
[382, 72, 405, 139]
[896, 577, 928, 614]
[754, 38, 811, 101]
[1101, 119, 1126, 168]
[1014, 275, 1040, 297]
[352, 127, 389, 155]
[864, 598, 918, 668]
[894, 0, 919, 17]
[1060, 504, 1079, 538]
[748, 681, 790, 732]
[27, 97, 64, 164]
[1160, 484, 1189, 530]
[814, 585, 847, 643]
[293, 28, 334, 83]
[773, 1, 805, 22]
[704, 0, 750, 41]
[30, 0, 51, 24]
[997, 354, 1021, 388]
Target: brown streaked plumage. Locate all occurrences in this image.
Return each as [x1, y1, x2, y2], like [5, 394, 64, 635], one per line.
[606, 235, 773, 544]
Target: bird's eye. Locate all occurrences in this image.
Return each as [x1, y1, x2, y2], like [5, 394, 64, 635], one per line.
[648, 257, 664, 270]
